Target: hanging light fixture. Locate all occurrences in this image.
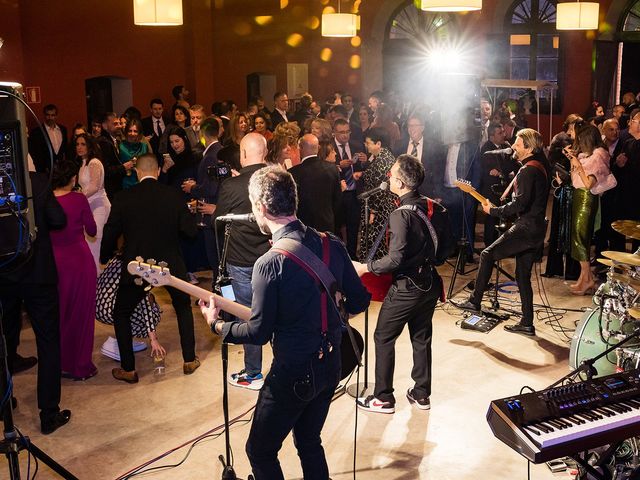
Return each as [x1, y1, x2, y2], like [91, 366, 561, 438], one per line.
[322, 1, 358, 37]
[419, 0, 482, 12]
[556, 1, 599, 30]
[133, 0, 183, 26]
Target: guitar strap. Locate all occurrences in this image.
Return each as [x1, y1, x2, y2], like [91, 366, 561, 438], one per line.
[502, 160, 548, 200]
[271, 234, 363, 363]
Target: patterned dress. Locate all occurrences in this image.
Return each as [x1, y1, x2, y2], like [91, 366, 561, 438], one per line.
[357, 147, 396, 261]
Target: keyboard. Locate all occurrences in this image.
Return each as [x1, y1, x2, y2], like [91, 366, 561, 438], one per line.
[487, 369, 640, 463]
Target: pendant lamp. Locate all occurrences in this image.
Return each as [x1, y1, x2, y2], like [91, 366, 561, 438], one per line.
[556, 1, 599, 30]
[322, 1, 358, 37]
[134, 0, 183, 26]
[419, 0, 482, 12]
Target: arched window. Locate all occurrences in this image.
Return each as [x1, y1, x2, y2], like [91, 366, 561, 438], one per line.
[504, 0, 561, 109]
[622, 0, 640, 32]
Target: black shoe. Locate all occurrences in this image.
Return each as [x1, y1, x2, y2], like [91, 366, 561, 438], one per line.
[41, 409, 71, 435]
[406, 389, 430, 410]
[13, 354, 38, 374]
[451, 299, 481, 312]
[504, 324, 535, 337]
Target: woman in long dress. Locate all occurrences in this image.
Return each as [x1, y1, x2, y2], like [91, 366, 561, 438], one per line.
[75, 133, 110, 272]
[50, 160, 98, 380]
[566, 124, 612, 295]
[357, 127, 396, 262]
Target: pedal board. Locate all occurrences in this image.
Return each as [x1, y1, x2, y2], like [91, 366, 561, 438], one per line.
[482, 309, 510, 321]
[461, 314, 502, 333]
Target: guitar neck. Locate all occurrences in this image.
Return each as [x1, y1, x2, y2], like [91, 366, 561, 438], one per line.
[167, 276, 252, 322]
[466, 189, 488, 204]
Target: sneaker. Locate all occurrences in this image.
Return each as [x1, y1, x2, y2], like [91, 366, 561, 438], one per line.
[406, 389, 431, 410]
[187, 272, 199, 285]
[101, 337, 120, 361]
[450, 298, 481, 312]
[228, 369, 264, 390]
[132, 339, 147, 352]
[356, 395, 395, 414]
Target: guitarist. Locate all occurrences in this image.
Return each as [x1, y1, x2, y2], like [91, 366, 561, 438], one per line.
[352, 155, 455, 413]
[454, 129, 550, 337]
[201, 165, 370, 480]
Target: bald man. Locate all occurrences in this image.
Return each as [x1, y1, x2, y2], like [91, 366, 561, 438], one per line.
[289, 134, 342, 232]
[212, 133, 272, 388]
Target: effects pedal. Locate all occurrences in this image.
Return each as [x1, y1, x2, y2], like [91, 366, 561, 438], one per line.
[460, 313, 502, 333]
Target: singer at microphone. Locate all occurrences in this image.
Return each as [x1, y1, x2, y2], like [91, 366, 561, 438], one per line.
[214, 213, 255, 223]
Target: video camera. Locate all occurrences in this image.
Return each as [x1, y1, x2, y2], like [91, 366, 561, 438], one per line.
[207, 161, 232, 181]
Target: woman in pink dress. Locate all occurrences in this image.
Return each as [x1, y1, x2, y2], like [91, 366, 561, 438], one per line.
[50, 161, 98, 380]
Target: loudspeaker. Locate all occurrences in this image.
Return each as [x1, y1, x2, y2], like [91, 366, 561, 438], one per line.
[0, 82, 35, 266]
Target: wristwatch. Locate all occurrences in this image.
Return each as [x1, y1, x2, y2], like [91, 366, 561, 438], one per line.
[211, 318, 224, 335]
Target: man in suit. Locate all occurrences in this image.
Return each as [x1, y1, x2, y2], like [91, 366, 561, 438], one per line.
[0, 172, 71, 434]
[269, 92, 289, 131]
[213, 132, 270, 390]
[182, 116, 224, 278]
[97, 112, 125, 201]
[186, 104, 205, 156]
[289, 134, 341, 232]
[328, 104, 364, 148]
[100, 154, 200, 383]
[333, 118, 366, 258]
[141, 98, 168, 155]
[28, 104, 68, 173]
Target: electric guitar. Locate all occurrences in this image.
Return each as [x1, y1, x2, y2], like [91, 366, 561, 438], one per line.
[127, 259, 364, 380]
[454, 179, 493, 206]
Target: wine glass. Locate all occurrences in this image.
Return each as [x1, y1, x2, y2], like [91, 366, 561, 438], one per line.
[197, 198, 207, 228]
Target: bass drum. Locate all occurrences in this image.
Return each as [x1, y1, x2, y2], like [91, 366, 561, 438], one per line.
[569, 308, 629, 378]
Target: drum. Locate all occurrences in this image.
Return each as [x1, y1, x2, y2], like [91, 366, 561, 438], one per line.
[569, 308, 639, 378]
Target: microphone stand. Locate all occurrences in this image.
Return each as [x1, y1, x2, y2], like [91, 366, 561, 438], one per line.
[347, 195, 374, 399]
[213, 221, 253, 480]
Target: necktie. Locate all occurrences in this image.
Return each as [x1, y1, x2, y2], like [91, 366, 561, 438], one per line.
[156, 119, 163, 137]
[411, 141, 419, 157]
[339, 144, 355, 190]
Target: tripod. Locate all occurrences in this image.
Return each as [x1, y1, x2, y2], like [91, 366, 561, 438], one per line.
[213, 221, 253, 480]
[447, 188, 479, 299]
[0, 310, 78, 479]
[347, 196, 374, 399]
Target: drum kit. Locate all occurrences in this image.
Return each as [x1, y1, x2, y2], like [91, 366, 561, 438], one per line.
[570, 220, 640, 378]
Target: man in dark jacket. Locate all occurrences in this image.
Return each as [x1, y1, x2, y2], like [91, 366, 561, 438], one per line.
[454, 129, 550, 337]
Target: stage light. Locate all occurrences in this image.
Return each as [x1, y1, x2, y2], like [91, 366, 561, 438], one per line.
[133, 0, 183, 26]
[426, 47, 464, 71]
[322, 0, 358, 37]
[419, 0, 482, 12]
[556, 1, 599, 30]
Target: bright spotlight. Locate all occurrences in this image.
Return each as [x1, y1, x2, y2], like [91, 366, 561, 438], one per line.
[426, 47, 463, 72]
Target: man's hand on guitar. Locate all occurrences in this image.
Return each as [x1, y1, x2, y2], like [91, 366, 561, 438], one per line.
[199, 295, 222, 331]
[482, 199, 494, 214]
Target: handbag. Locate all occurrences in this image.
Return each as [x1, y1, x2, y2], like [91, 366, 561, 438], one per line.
[590, 173, 617, 195]
[96, 256, 161, 337]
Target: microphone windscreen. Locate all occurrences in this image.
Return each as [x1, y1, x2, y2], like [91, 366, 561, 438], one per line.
[379, 181, 388, 191]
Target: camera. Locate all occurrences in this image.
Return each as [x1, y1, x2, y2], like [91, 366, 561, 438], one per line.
[207, 161, 232, 181]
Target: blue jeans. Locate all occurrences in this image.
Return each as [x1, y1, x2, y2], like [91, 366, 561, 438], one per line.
[246, 352, 340, 480]
[227, 263, 262, 375]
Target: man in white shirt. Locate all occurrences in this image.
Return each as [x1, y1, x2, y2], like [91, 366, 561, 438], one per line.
[270, 92, 289, 130]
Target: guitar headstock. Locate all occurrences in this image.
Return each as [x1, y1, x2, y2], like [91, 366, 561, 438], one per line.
[127, 258, 172, 288]
[454, 178, 474, 193]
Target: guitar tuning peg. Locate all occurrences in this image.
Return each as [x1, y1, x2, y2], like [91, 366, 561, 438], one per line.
[158, 261, 168, 269]
[147, 258, 156, 266]
[134, 278, 144, 286]
[135, 256, 143, 263]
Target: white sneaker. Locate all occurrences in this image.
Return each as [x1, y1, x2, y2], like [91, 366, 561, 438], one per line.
[100, 337, 148, 361]
[357, 395, 395, 414]
[132, 339, 147, 352]
[228, 369, 264, 390]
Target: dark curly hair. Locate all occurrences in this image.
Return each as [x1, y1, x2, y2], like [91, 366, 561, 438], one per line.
[52, 160, 80, 189]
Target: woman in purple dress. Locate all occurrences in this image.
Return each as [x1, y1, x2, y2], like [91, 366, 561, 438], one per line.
[50, 161, 98, 380]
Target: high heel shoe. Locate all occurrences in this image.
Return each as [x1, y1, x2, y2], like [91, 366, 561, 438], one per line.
[570, 283, 596, 296]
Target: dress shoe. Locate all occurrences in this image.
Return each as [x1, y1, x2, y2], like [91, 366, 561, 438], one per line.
[13, 354, 38, 374]
[112, 368, 139, 384]
[183, 357, 201, 375]
[41, 409, 71, 435]
[504, 324, 536, 336]
[451, 299, 481, 312]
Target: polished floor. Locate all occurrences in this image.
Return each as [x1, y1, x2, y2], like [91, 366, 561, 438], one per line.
[5, 257, 597, 480]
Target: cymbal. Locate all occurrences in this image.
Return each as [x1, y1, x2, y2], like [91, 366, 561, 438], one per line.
[629, 307, 640, 320]
[597, 258, 631, 271]
[611, 220, 640, 241]
[609, 272, 640, 290]
[602, 251, 640, 267]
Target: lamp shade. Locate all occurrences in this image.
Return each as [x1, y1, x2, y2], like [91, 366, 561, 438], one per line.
[556, 2, 599, 30]
[419, 0, 481, 12]
[134, 0, 183, 26]
[322, 13, 358, 37]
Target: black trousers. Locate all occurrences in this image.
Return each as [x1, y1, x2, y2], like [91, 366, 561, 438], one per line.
[1, 283, 62, 418]
[471, 220, 545, 326]
[373, 277, 441, 403]
[113, 281, 196, 371]
[340, 190, 360, 259]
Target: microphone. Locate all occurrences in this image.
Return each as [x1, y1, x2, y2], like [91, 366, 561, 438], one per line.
[485, 147, 513, 157]
[214, 213, 256, 223]
[357, 181, 388, 200]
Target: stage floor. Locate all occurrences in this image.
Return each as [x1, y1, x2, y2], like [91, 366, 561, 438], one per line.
[10, 261, 594, 479]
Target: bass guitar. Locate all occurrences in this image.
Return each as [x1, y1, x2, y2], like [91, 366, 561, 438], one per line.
[127, 259, 364, 380]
